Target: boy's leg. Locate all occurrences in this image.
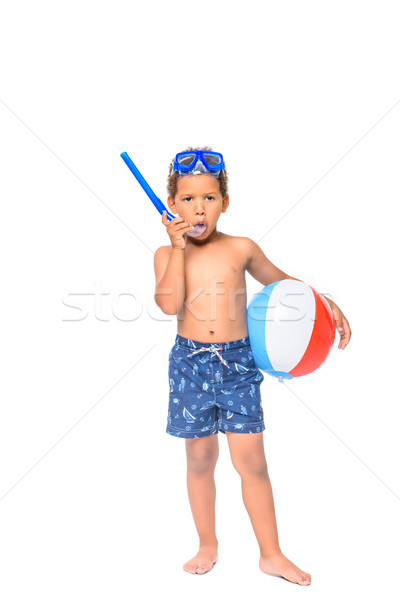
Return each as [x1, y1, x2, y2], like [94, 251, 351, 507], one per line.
[183, 434, 219, 575]
[226, 431, 311, 586]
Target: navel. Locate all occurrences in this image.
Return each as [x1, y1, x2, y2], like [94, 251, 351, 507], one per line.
[209, 330, 215, 335]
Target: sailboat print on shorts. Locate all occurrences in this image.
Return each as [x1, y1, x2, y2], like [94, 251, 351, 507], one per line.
[226, 410, 234, 419]
[183, 407, 197, 422]
[234, 363, 249, 373]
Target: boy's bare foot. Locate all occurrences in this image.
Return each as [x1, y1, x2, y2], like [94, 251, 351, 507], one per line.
[183, 544, 218, 575]
[259, 552, 311, 585]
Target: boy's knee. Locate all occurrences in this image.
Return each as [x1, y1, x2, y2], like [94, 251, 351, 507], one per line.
[186, 439, 218, 473]
[233, 454, 269, 478]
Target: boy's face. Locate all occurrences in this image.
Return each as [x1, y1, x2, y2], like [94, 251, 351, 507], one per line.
[167, 175, 229, 241]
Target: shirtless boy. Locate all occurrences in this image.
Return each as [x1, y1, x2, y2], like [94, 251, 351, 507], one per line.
[153, 147, 351, 585]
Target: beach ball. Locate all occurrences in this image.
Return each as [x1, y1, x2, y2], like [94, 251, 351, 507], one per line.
[247, 280, 335, 381]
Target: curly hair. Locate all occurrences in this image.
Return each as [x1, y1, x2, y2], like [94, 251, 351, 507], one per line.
[167, 145, 229, 199]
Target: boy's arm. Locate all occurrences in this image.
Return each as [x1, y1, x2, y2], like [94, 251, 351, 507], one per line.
[242, 238, 300, 285]
[153, 246, 185, 315]
[242, 236, 333, 302]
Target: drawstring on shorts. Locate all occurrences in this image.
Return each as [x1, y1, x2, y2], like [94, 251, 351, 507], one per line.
[186, 345, 231, 369]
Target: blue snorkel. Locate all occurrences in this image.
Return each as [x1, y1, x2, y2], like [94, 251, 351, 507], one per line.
[120, 152, 176, 221]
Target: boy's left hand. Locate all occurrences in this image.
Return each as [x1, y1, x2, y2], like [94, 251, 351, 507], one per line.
[322, 297, 352, 350]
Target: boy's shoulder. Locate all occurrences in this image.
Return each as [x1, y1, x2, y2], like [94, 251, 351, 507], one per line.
[226, 234, 254, 245]
[154, 244, 172, 256]
[222, 234, 255, 253]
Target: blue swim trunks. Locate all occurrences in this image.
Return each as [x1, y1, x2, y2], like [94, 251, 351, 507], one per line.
[166, 334, 265, 438]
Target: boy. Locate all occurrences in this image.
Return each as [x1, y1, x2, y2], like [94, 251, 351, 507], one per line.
[153, 146, 351, 585]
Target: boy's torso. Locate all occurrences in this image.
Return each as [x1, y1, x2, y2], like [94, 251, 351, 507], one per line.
[164, 233, 249, 343]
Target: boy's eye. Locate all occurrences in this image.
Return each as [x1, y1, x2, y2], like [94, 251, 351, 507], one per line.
[183, 196, 215, 202]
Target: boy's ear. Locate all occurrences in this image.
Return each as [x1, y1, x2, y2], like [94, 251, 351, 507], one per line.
[221, 194, 230, 213]
[167, 196, 178, 214]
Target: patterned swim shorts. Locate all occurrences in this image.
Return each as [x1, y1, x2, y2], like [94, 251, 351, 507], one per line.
[166, 334, 265, 438]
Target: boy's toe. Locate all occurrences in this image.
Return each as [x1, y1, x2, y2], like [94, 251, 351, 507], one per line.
[196, 561, 209, 574]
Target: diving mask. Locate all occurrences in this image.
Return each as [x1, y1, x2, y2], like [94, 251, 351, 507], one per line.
[173, 150, 225, 178]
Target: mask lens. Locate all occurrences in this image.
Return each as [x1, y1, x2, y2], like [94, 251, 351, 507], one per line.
[177, 153, 196, 168]
[203, 153, 222, 168]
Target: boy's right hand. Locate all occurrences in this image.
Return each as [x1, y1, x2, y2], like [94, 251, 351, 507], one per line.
[162, 211, 194, 250]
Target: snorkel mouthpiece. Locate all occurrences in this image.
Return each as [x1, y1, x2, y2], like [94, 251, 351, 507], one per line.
[186, 222, 207, 237]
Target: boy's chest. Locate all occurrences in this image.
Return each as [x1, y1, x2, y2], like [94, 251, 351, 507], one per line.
[184, 245, 246, 293]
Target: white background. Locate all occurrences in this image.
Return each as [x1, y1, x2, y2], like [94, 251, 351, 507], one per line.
[0, 0, 399, 597]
